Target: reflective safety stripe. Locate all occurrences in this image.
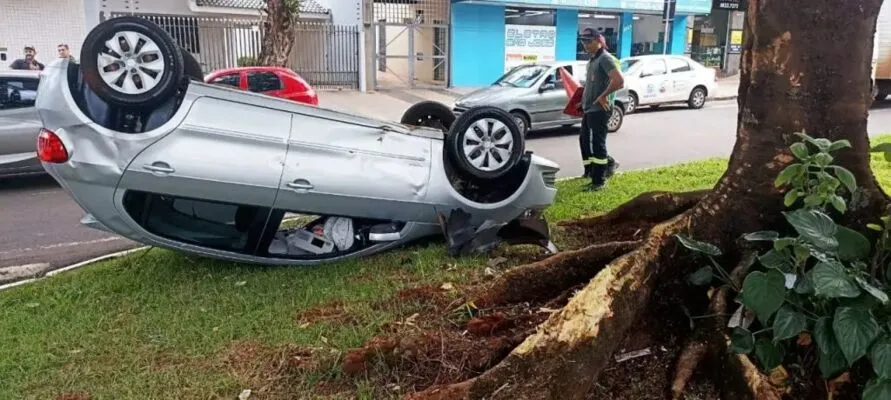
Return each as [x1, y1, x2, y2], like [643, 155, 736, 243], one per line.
[585, 157, 608, 165]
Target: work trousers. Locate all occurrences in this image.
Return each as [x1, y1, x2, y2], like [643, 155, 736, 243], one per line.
[579, 109, 613, 184]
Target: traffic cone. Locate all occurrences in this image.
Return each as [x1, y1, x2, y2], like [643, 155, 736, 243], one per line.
[560, 67, 584, 117]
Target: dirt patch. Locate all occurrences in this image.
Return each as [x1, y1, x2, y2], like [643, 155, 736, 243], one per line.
[221, 340, 336, 399]
[296, 301, 359, 326]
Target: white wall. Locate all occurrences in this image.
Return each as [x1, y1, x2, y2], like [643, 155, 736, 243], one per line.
[317, 0, 361, 25]
[0, 0, 87, 71]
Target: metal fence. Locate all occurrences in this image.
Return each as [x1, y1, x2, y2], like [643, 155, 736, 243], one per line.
[106, 12, 360, 89]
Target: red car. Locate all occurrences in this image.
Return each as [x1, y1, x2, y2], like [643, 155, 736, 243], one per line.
[204, 66, 319, 105]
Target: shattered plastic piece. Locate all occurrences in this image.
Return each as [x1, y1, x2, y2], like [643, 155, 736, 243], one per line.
[615, 347, 652, 362]
[323, 217, 355, 251]
[238, 389, 252, 400]
[440, 282, 455, 291]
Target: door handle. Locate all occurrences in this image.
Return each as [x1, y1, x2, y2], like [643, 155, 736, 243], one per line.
[142, 162, 175, 174]
[287, 179, 314, 190]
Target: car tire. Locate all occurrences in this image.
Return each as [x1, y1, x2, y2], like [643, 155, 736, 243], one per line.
[446, 106, 525, 181]
[80, 16, 184, 108]
[510, 111, 529, 137]
[607, 103, 624, 133]
[400, 100, 456, 133]
[627, 92, 638, 113]
[182, 47, 204, 81]
[688, 87, 707, 109]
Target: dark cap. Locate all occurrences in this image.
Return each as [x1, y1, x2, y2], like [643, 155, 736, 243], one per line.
[24, 45, 35, 51]
[579, 31, 608, 49]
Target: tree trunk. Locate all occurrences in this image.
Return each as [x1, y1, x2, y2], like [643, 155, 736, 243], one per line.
[258, 0, 297, 67]
[408, 1, 887, 399]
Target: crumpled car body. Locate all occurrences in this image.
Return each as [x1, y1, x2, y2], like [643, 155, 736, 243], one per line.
[33, 49, 561, 265]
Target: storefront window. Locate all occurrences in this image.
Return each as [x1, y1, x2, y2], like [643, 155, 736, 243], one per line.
[689, 13, 729, 68]
[505, 8, 556, 26]
[631, 14, 668, 56]
[576, 12, 620, 60]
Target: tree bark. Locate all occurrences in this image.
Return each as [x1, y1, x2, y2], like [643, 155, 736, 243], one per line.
[408, 1, 888, 399]
[258, 0, 297, 67]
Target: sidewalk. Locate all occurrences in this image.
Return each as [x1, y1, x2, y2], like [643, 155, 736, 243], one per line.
[317, 74, 740, 119]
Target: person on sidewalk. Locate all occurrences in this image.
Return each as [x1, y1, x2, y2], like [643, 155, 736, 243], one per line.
[9, 46, 45, 71]
[577, 31, 624, 191]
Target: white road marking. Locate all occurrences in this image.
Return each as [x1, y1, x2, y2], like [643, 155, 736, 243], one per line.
[0, 236, 123, 257]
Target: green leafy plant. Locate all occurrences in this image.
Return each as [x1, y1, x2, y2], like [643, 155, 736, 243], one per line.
[676, 133, 891, 400]
[775, 132, 857, 212]
[237, 56, 260, 67]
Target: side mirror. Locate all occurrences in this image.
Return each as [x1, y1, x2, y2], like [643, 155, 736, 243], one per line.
[540, 82, 556, 92]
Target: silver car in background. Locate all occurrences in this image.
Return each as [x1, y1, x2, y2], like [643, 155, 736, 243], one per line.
[453, 61, 630, 136]
[0, 70, 43, 178]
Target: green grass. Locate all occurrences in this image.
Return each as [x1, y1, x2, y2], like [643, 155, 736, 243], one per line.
[3, 136, 891, 399]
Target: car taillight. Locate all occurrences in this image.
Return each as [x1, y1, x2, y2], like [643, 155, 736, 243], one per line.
[37, 128, 69, 163]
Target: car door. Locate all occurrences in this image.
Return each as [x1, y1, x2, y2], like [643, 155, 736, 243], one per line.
[529, 65, 572, 125]
[0, 76, 42, 173]
[667, 57, 696, 101]
[114, 95, 293, 256]
[273, 114, 435, 224]
[247, 70, 286, 98]
[636, 58, 670, 105]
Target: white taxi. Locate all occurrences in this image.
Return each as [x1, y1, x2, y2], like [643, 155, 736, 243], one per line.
[619, 54, 719, 113]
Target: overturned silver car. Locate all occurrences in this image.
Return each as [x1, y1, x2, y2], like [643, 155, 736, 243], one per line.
[33, 16, 560, 265]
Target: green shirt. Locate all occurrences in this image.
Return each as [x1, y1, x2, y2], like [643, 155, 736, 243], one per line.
[581, 50, 618, 113]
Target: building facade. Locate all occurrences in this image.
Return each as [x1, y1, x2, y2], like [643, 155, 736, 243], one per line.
[0, 0, 93, 71]
[449, 0, 716, 87]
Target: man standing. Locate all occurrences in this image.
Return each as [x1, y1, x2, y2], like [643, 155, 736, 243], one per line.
[578, 32, 624, 191]
[57, 44, 77, 63]
[9, 46, 44, 70]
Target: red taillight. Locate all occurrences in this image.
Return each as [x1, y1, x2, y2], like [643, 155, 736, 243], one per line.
[37, 128, 69, 163]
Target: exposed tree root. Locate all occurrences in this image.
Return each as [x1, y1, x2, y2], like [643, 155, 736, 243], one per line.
[670, 252, 756, 400]
[558, 190, 707, 238]
[474, 240, 640, 308]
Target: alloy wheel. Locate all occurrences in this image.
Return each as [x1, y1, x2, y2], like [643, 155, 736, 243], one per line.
[462, 118, 515, 172]
[97, 30, 166, 95]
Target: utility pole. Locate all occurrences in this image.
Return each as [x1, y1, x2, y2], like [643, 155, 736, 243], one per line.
[662, 0, 676, 54]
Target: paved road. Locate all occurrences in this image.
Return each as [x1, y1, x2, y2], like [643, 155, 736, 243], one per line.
[3, 99, 891, 270]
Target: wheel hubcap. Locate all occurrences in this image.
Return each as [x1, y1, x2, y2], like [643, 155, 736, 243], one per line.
[693, 91, 705, 106]
[608, 110, 621, 129]
[514, 117, 526, 132]
[97, 30, 166, 95]
[462, 118, 514, 172]
[628, 98, 636, 112]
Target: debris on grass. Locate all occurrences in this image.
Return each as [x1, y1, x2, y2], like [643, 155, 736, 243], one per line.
[615, 347, 652, 363]
[296, 301, 359, 326]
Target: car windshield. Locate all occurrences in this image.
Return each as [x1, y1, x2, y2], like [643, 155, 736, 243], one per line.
[620, 59, 640, 72]
[494, 65, 550, 88]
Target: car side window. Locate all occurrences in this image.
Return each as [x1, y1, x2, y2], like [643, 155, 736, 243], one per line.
[0, 77, 39, 110]
[668, 58, 692, 73]
[544, 65, 571, 89]
[210, 73, 240, 88]
[247, 72, 283, 92]
[642, 60, 668, 77]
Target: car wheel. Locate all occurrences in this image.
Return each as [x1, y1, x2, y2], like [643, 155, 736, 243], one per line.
[688, 87, 707, 109]
[627, 92, 638, 113]
[400, 100, 456, 133]
[80, 16, 184, 108]
[446, 106, 525, 181]
[182, 48, 204, 81]
[510, 111, 529, 137]
[607, 104, 624, 133]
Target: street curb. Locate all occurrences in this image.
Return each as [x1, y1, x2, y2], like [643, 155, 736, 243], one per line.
[0, 246, 149, 293]
[712, 95, 738, 101]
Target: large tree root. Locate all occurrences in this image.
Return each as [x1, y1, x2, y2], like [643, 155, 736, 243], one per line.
[474, 240, 639, 308]
[559, 190, 708, 233]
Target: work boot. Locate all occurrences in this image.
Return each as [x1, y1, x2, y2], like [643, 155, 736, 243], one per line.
[605, 157, 619, 179]
[580, 164, 593, 179]
[585, 164, 607, 191]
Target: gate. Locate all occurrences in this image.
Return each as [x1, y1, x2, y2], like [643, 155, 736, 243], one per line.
[105, 12, 360, 89]
[370, 0, 450, 89]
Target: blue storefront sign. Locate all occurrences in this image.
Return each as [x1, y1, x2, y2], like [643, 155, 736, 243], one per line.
[471, 0, 712, 14]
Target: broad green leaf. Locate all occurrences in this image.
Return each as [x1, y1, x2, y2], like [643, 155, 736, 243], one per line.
[833, 307, 881, 365]
[871, 142, 891, 154]
[864, 378, 891, 400]
[772, 306, 807, 342]
[818, 344, 849, 378]
[855, 277, 889, 305]
[688, 266, 713, 286]
[783, 190, 801, 207]
[812, 138, 833, 151]
[741, 270, 786, 324]
[814, 317, 836, 355]
[814, 152, 833, 167]
[809, 261, 861, 299]
[790, 142, 810, 159]
[869, 337, 891, 379]
[803, 194, 824, 208]
[774, 164, 804, 187]
[838, 293, 881, 310]
[828, 139, 852, 152]
[759, 249, 793, 273]
[868, 223, 884, 231]
[782, 209, 839, 250]
[829, 195, 847, 214]
[675, 234, 722, 256]
[730, 327, 755, 354]
[754, 339, 786, 371]
[835, 226, 871, 262]
[794, 273, 815, 294]
[774, 238, 795, 250]
[830, 166, 857, 193]
[744, 231, 780, 241]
